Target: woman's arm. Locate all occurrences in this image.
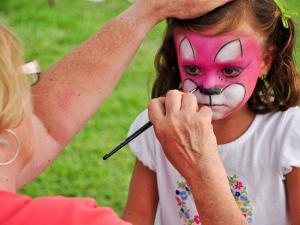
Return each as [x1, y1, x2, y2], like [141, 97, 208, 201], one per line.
[122, 160, 159, 225]
[286, 167, 300, 225]
[18, 2, 154, 187]
[18, 0, 232, 188]
[30, 0, 233, 147]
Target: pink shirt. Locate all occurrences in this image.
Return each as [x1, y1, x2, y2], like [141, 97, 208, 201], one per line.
[0, 191, 131, 225]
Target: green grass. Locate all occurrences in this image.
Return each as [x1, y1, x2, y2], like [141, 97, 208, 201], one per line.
[1, 0, 300, 216]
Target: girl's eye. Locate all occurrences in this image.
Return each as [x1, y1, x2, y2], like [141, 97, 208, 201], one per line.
[222, 66, 243, 78]
[183, 65, 201, 76]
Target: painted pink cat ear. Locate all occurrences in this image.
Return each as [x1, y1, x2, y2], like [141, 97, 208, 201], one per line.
[215, 39, 242, 62]
[179, 38, 195, 61]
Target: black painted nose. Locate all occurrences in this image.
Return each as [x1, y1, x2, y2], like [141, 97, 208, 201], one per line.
[199, 87, 222, 95]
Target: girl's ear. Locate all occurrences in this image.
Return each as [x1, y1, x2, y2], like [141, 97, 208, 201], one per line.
[259, 45, 276, 77]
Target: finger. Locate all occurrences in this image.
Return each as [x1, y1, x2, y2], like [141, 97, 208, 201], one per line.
[148, 97, 166, 124]
[198, 106, 213, 121]
[181, 92, 198, 112]
[156, 96, 166, 106]
[192, 0, 233, 17]
[204, 0, 233, 13]
[165, 90, 183, 115]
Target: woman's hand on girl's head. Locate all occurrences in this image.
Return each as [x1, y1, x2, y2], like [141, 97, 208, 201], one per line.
[138, 0, 233, 23]
[148, 90, 218, 180]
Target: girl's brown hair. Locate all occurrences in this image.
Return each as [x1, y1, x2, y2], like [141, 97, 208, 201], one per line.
[152, 0, 300, 114]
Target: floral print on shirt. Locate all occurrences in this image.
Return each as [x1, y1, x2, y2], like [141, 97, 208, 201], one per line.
[175, 181, 201, 225]
[175, 174, 253, 225]
[229, 174, 254, 223]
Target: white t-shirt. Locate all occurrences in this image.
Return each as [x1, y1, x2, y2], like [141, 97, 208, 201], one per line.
[128, 107, 300, 225]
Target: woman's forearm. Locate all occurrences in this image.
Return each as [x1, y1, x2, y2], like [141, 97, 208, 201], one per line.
[19, 1, 160, 188]
[31, 0, 233, 148]
[19, 0, 233, 188]
[32, 2, 159, 146]
[187, 153, 248, 225]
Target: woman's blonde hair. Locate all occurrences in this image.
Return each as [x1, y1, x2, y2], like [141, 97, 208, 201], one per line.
[0, 20, 32, 130]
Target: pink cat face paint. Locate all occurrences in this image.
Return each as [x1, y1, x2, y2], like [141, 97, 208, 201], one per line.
[175, 29, 263, 120]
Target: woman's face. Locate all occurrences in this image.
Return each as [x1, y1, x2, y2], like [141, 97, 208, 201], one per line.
[174, 27, 265, 120]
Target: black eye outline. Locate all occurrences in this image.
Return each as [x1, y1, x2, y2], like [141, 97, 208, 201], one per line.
[183, 65, 202, 76]
[222, 66, 243, 78]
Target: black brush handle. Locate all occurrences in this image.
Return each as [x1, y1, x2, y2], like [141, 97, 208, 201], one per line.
[103, 87, 199, 160]
[102, 121, 152, 160]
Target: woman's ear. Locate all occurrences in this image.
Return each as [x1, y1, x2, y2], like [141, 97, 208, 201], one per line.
[259, 45, 276, 77]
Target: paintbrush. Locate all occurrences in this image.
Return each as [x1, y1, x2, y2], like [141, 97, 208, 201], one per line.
[102, 87, 198, 160]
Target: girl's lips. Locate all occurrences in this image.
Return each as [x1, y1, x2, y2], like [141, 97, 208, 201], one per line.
[202, 104, 224, 106]
[201, 103, 228, 108]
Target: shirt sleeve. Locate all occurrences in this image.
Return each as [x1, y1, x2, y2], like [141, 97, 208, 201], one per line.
[74, 198, 131, 225]
[128, 109, 158, 172]
[11, 195, 130, 225]
[280, 107, 300, 179]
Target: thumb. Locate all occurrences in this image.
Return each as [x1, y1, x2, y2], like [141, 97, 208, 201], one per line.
[198, 106, 213, 122]
[148, 97, 166, 124]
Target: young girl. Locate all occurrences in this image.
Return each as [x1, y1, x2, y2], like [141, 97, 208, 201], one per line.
[123, 0, 300, 224]
[0, 1, 226, 224]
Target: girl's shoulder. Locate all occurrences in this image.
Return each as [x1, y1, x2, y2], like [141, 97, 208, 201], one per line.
[258, 106, 300, 127]
[272, 106, 300, 125]
[284, 106, 300, 117]
[258, 106, 300, 145]
[280, 106, 300, 116]
[128, 109, 152, 139]
[271, 107, 300, 179]
[129, 109, 149, 128]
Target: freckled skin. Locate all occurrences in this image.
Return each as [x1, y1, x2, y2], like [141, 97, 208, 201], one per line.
[60, 89, 75, 108]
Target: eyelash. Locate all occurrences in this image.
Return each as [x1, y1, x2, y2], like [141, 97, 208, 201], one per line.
[222, 66, 243, 78]
[183, 65, 201, 76]
[183, 65, 244, 78]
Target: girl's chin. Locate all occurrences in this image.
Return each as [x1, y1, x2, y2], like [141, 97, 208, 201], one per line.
[212, 112, 227, 121]
[196, 104, 229, 120]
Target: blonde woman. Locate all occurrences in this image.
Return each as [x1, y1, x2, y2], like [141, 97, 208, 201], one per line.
[0, 0, 232, 225]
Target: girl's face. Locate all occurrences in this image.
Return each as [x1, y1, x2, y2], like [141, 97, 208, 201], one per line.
[175, 28, 265, 120]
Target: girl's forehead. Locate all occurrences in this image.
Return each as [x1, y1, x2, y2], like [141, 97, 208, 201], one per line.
[174, 28, 263, 63]
[174, 28, 261, 50]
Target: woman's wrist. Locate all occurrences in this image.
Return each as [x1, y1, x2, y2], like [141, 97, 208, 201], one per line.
[135, 0, 163, 24]
[185, 153, 248, 225]
[185, 151, 225, 187]
[115, 0, 161, 41]
[131, 0, 163, 26]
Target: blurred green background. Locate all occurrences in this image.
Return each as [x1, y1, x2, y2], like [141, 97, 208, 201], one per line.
[0, 0, 299, 216]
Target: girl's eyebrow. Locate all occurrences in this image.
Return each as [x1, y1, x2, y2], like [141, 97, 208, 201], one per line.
[215, 60, 252, 69]
[180, 59, 198, 64]
[180, 58, 250, 66]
